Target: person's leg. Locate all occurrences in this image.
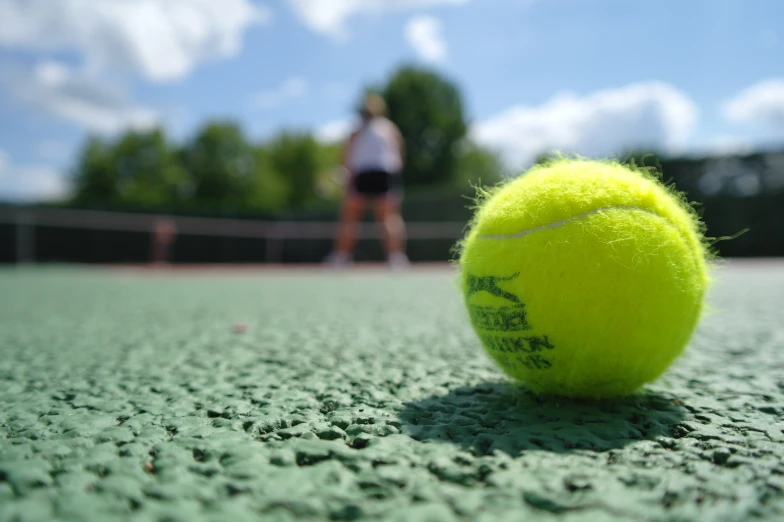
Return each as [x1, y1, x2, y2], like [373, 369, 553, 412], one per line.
[373, 195, 408, 267]
[328, 194, 365, 265]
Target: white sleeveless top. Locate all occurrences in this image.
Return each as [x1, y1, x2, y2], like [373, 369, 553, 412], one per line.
[347, 118, 403, 174]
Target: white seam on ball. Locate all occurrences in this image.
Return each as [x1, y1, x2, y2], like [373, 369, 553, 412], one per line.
[476, 206, 665, 240]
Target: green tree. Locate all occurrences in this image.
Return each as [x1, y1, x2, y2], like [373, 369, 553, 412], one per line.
[265, 132, 322, 209]
[181, 122, 257, 209]
[454, 142, 506, 188]
[113, 128, 187, 207]
[312, 141, 345, 201]
[381, 65, 468, 186]
[71, 136, 119, 206]
[72, 129, 186, 208]
[251, 147, 290, 212]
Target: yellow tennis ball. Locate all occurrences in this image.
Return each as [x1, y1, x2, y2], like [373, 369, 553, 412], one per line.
[459, 159, 711, 399]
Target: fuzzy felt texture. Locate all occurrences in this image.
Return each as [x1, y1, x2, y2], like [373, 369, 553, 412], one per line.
[459, 159, 711, 398]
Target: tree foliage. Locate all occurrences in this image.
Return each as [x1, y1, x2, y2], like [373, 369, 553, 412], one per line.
[68, 65, 501, 213]
[382, 65, 468, 186]
[72, 136, 118, 206]
[73, 129, 187, 207]
[70, 124, 335, 213]
[454, 142, 506, 188]
[181, 122, 257, 208]
[264, 132, 322, 209]
[115, 129, 187, 207]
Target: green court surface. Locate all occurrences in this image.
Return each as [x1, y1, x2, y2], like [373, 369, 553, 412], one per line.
[2, 261, 784, 522]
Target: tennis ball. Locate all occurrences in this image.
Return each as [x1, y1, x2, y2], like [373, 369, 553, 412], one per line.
[459, 159, 711, 399]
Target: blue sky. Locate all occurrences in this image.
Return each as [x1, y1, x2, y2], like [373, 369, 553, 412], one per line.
[0, 0, 783, 201]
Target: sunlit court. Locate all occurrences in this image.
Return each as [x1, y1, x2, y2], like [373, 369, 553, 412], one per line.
[2, 1, 784, 521]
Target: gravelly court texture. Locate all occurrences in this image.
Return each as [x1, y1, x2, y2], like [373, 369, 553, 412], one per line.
[1, 262, 784, 522]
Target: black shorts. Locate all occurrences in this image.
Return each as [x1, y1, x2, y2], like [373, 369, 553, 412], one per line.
[352, 169, 402, 199]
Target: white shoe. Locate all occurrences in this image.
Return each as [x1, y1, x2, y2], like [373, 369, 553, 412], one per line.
[324, 251, 352, 268]
[388, 252, 410, 270]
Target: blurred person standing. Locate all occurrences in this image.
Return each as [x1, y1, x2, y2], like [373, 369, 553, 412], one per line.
[151, 217, 177, 265]
[325, 94, 409, 268]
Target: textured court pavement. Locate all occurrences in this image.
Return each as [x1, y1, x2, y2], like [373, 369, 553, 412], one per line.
[1, 261, 784, 521]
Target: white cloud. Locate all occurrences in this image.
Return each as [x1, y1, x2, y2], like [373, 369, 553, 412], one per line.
[722, 79, 784, 129]
[700, 135, 753, 157]
[473, 82, 698, 168]
[2, 61, 158, 133]
[405, 15, 447, 62]
[0, 0, 268, 82]
[286, 0, 467, 40]
[253, 77, 309, 109]
[316, 118, 356, 143]
[0, 149, 69, 203]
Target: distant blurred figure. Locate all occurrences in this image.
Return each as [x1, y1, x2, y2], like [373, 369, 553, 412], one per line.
[325, 94, 409, 268]
[151, 218, 177, 265]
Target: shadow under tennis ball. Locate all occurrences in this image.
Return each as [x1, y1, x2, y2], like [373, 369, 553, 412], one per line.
[397, 382, 687, 456]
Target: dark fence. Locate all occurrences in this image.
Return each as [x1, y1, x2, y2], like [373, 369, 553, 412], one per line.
[0, 207, 465, 264]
